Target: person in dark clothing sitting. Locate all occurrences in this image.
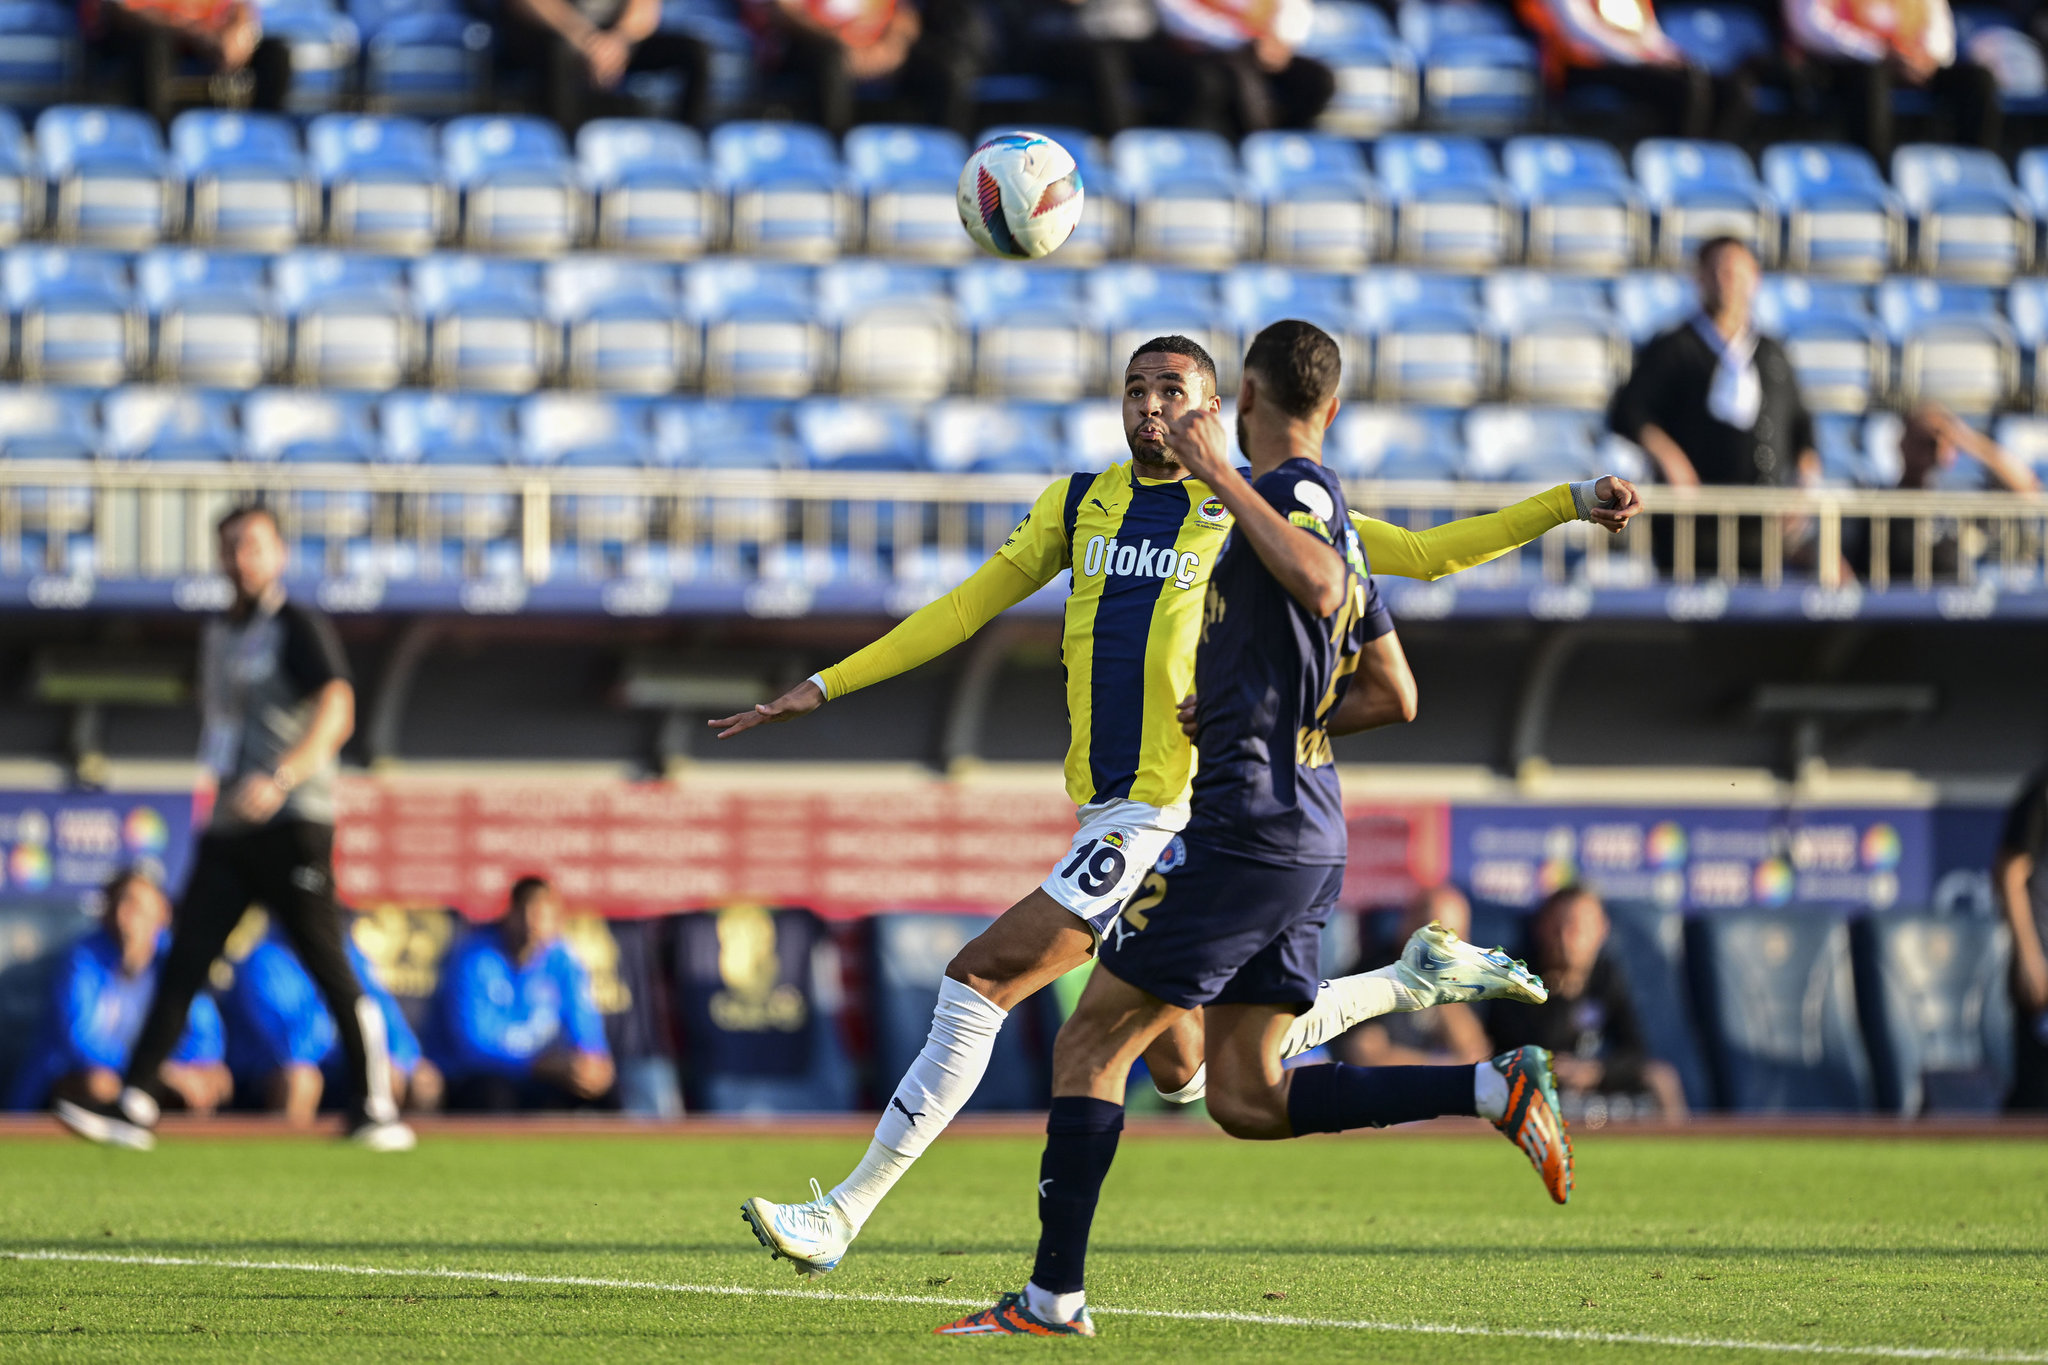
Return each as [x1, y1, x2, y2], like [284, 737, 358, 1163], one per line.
[1486, 886, 1688, 1120]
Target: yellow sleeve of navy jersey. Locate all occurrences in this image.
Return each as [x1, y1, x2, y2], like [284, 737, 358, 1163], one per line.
[998, 476, 1078, 585]
[817, 555, 1040, 700]
[1349, 484, 1577, 582]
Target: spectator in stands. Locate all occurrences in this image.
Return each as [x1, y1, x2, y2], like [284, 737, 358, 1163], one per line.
[1486, 885, 1688, 1120]
[430, 875, 614, 1111]
[84, 0, 291, 124]
[1014, 0, 1155, 135]
[1782, 0, 1999, 160]
[6, 868, 232, 1116]
[1514, 0, 1719, 138]
[743, 0, 988, 136]
[1135, 0, 1335, 138]
[218, 916, 440, 1123]
[1996, 770, 2048, 1110]
[1336, 886, 1496, 1069]
[1852, 404, 2040, 582]
[496, 0, 713, 131]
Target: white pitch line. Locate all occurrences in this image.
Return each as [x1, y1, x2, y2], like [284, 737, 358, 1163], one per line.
[7, 1248, 2045, 1363]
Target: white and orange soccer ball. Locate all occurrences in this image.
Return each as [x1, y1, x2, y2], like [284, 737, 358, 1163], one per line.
[956, 131, 1085, 260]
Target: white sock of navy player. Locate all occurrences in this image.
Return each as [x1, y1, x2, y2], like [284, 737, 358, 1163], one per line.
[1152, 966, 1419, 1105]
[828, 977, 1008, 1230]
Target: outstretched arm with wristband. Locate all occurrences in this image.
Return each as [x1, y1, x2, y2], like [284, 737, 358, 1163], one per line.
[1354, 477, 1639, 582]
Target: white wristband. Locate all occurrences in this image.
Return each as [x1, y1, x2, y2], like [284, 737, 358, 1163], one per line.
[806, 673, 830, 702]
[1567, 479, 1609, 522]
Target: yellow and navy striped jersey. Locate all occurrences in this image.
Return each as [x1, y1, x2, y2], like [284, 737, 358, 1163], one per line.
[1000, 460, 1234, 812]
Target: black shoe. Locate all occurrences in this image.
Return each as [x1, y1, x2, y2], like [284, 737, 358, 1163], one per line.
[53, 1088, 159, 1150]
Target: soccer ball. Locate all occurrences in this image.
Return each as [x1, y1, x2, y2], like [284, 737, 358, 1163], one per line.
[956, 131, 1085, 261]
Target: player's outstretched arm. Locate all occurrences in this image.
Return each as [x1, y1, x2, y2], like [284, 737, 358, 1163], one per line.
[1352, 477, 1643, 583]
[707, 553, 1044, 740]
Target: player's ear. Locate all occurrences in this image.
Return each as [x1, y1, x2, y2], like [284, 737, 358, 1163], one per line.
[1322, 395, 1341, 431]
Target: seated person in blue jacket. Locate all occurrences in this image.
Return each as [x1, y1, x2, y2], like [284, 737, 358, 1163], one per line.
[430, 876, 615, 1111]
[217, 913, 442, 1123]
[8, 868, 232, 1116]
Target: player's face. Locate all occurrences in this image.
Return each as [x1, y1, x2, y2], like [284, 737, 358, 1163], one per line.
[1122, 354, 1213, 470]
[219, 513, 286, 601]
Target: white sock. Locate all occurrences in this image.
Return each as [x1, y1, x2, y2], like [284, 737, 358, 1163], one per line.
[1279, 966, 1421, 1059]
[1154, 1062, 1206, 1104]
[827, 977, 1007, 1230]
[1475, 1060, 1508, 1122]
[1024, 1280, 1086, 1324]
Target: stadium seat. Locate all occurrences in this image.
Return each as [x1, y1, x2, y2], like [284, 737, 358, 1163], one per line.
[1481, 271, 1626, 408]
[102, 385, 240, 461]
[1599, 900, 1715, 1112]
[0, 902, 96, 1094]
[981, 125, 1123, 265]
[1850, 914, 2014, 1115]
[656, 397, 803, 471]
[1875, 277, 2018, 414]
[685, 258, 828, 398]
[170, 110, 314, 250]
[1752, 275, 1886, 414]
[1461, 405, 1602, 481]
[1110, 128, 1255, 269]
[868, 914, 1049, 1112]
[0, 107, 37, 244]
[2020, 149, 2048, 266]
[1087, 263, 1237, 394]
[1399, 2, 1539, 131]
[0, 1, 81, 110]
[1240, 131, 1383, 270]
[241, 387, 376, 462]
[1356, 268, 1493, 406]
[794, 398, 924, 471]
[1325, 405, 1461, 480]
[846, 124, 970, 263]
[308, 113, 451, 254]
[1810, 410, 1865, 485]
[0, 383, 96, 459]
[0, 383, 96, 570]
[1761, 143, 1905, 281]
[443, 116, 585, 254]
[1891, 143, 2035, 283]
[255, 0, 360, 116]
[957, 261, 1100, 401]
[1300, 0, 1419, 137]
[379, 389, 516, 464]
[138, 249, 280, 388]
[36, 105, 175, 247]
[519, 391, 655, 466]
[1373, 134, 1515, 269]
[1223, 265, 1368, 396]
[1613, 269, 1698, 342]
[1503, 136, 1649, 275]
[1993, 414, 2048, 478]
[360, 9, 490, 118]
[1062, 397, 1136, 472]
[1686, 911, 1876, 1112]
[413, 254, 555, 393]
[815, 260, 961, 401]
[1660, 4, 1775, 76]
[275, 250, 417, 389]
[5, 246, 134, 385]
[2006, 278, 2048, 411]
[925, 398, 1063, 474]
[710, 121, 852, 263]
[577, 119, 714, 259]
[1632, 139, 1778, 267]
[548, 257, 693, 394]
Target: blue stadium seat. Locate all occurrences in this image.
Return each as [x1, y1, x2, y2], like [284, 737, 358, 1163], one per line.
[1613, 269, 1698, 342]
[0, 384, 95, 458]
[308, 113, 450, 254]
[710, 121, 851, 262]
[957, 261, 1099, 401]
[1633, 138, 1777, 267]
[577, 119, 713, 259]
[1993, 414, 2048, 477]
[925, 398, 1063, 474]
[1461, 405, 1602, 481]
[360, 9, 490, 118]
[102, 386, 240, 461]
[1753, 275, 1886, 413]
[241, 387, 376, 462]
[442, 116, 584, 254]
[1325, 405, 1461, 480]
[655, 397, 802, 471]
[0, 902, 96, 1096]
[794, 398, 924, 471]
[1241, 131, 1383, 270]
[815, 260, 960, 401]
[1596, 901, 1714, 1111]
[1761, 143, 1904, 281]
[1356, 268, 1492, 406]
[1482, 271, 1625, 408]
[548, 257, 692, 394]
[0, 384, 95, 569]
[2020, 149, 2048, 266]
[379, 389, 516, 464]
[170, 109, 313, 250]
[0, 107, 36, 243]
[1892, 143, 2035, 282]
[1399, 2, 1538, 132]
[1087, 263, 1236, 394]
[868, 914, 1049, 1113]
[1300, 0, 1418, 136]
[1224, 265, 1368, 396]
[275, 250, 416, 389]
[976, 125, 1122, 265]
[1851, 914, 2014, 1115]
[137, 248, 279, 388]
[518, 391, 655, 466]
[1373, 133, 1515, 269]
[36, 105, 174, 247]
[1810, 410, 1865, 485]
[1109, 128, 1255, 268]
[254, 0, 359, 116]
[413, 254, 554, 393]
[1062, 397, 1133, 472]
[1686, 911, 1875, 1112]
[1661, 4, 1773, 73]
[0, 1, 80, 109]
[684, 258, 827, 398]
[1875, 277, 2018, 414]
[1503, 136, 1648, 274]
[4, 246, 134, 384]
[846, 124, 969, 263]
[2005, 277, 2048, 411]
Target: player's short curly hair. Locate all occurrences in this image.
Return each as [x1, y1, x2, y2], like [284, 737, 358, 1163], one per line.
[1126, 335, 1218, 395]
[1244, 319, 1341, 419]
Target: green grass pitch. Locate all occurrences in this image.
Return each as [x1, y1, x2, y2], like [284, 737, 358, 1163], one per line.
[1, 1128, 2044, 1362]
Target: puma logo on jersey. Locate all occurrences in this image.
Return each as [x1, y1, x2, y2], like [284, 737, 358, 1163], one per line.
[1080, 535, 1202, 589]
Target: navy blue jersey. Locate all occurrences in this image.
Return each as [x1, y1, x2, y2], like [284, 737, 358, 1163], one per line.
[1184, 458, 1393, 867]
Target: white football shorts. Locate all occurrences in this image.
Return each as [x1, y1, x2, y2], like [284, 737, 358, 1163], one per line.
[1040, 798, 1189, 936]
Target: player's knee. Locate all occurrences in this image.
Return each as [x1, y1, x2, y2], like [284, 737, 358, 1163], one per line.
[1205, 1088, 1289, 1141]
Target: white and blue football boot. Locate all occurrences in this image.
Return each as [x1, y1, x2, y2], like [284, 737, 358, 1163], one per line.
[1398, 921, 1548, 1007]
[741, 1179, 855, 1279]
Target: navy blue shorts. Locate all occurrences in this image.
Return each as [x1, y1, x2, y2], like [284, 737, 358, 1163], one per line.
[1096, 834, 1345, 1010]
